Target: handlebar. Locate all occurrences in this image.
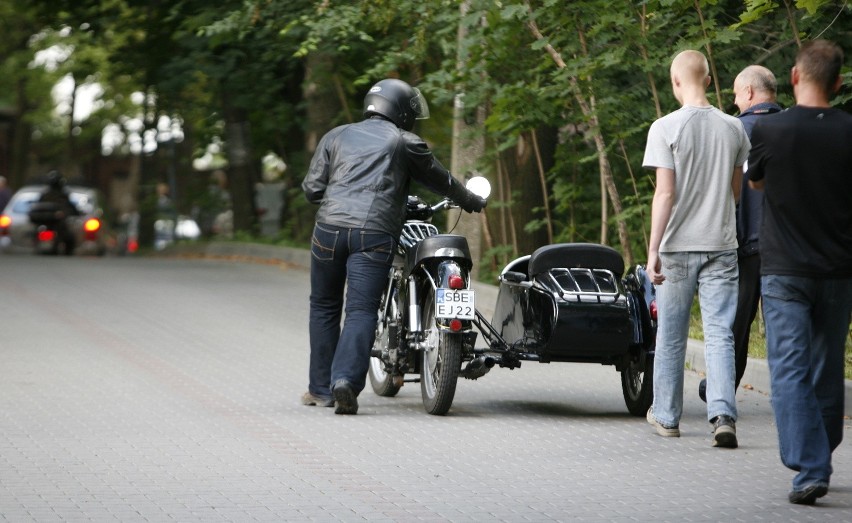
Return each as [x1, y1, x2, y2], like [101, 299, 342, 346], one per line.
[430, 198, 458, 213]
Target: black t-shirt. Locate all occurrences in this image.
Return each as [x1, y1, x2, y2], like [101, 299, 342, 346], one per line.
[748, 106, 852, 278]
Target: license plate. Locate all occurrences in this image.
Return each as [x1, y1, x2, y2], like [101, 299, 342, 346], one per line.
[435, 288, 475, 320]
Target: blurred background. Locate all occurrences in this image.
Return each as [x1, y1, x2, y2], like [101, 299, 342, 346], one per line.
[0, 1, 849, 264]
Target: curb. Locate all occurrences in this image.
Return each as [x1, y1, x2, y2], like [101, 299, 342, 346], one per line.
[178, 240, 852, 415]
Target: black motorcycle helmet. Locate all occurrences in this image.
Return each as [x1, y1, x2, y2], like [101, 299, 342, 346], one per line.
[46, 170, 66, 189]
[363, 78, 430, 132]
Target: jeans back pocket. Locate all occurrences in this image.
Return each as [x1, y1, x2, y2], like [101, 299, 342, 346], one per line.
[311, 223, 339, 262]
[359, 230, 395, 264]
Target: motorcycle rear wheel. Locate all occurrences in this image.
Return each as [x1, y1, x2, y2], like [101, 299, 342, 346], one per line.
[420, 288, 462, 415]
[621, 351, 654, 416]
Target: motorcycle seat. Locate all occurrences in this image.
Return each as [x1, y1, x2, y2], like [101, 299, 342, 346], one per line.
[528, 243, 624, 278]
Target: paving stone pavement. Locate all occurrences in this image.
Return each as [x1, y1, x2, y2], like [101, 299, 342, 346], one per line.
[1, 251, 850, 522]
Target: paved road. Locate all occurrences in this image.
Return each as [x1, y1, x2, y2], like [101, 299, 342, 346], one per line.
[1, 254, 851, 522]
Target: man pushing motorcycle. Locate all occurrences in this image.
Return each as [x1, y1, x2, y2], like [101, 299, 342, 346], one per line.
[300, 78, 485, 415]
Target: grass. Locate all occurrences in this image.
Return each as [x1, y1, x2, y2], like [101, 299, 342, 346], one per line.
[687, 300, 852, 379]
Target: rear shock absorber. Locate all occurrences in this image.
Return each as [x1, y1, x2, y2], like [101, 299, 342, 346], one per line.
[407, 277, 421, 334]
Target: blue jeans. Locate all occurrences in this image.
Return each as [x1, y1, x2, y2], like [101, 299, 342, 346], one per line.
[307, 223, 395, 400]
[651, 251, 739, 427]
[762, 275, 852, 491]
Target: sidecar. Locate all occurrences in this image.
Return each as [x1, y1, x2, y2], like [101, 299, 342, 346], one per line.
[480, 243, 656, 416]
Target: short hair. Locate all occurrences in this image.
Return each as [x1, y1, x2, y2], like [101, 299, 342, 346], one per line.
[671, 50, 709, 84]
[738, 65, 777, 96]
[796, 40, 844, 95]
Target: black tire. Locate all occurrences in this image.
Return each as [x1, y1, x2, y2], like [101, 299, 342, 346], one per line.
[420, 288, 462, 415]
[368, 288, 401, 397]
[621, 351, 654, 416]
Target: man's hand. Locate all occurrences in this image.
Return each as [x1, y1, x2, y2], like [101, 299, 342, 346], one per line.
[646, 252, 666, 285]
[461, 193, 486, 213]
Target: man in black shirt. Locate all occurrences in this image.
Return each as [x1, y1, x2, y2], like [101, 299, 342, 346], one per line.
[748, 39, 852, 506]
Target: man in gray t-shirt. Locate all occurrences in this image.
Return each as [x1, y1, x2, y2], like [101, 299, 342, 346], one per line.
[642, 50, 750, 449]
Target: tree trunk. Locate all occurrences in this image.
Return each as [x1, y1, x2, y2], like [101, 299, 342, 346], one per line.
[10, 77, 33, 188]
[222, 99, 258, 234]
[137, 88, 158, 249]
[296, 51, 343, 239]
[498, 131, 551, 256]
[304, 52, 342, 155]
[450, 1, 487, 279]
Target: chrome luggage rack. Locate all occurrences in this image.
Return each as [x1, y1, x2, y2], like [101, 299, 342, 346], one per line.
[541, 268, 623, 304]
[399, 222, 439, 249]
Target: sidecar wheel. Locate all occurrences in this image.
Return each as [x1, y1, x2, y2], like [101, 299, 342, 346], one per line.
[621, 351, 654, 417]
[369, 357, 401, 397]
[369, 294, 402, 398]
[420, 289, 462, 415]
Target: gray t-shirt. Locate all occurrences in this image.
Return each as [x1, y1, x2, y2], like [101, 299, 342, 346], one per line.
[643, 105, 750, 252]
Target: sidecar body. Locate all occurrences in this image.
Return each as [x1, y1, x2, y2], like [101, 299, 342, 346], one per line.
[492, 243, 654, 363]
[483, 243, 657, 415]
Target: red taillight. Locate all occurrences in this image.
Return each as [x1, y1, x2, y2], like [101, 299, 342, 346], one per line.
[449, 319, 463, 332]
[84, 218, 101, 233]
[0, 214, 11, 230]
[38, 229, 56, 242]
[127, 239, 139, 253]
[448, 274, 465, 290]
[649, 300, 658, 321]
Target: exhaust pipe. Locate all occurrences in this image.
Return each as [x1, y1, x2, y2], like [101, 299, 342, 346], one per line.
[460, 355, 495, 380]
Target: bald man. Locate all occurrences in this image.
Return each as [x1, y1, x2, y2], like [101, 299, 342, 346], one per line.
[698, 65, 781, 403]
[642, 50, 750, 448]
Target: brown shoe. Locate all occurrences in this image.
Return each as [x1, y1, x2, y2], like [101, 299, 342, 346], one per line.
[647, 408, 680, 437]
[301, 391, 333, 407]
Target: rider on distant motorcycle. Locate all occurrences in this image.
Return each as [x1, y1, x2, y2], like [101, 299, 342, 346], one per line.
[35, 170, 79, 253]
[300, 78, 486, 415]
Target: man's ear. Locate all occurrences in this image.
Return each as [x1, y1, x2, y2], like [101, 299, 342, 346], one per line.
[704, 75, 711, 88]
[791, 66, 799, 87]
[832, 75, 842, 94]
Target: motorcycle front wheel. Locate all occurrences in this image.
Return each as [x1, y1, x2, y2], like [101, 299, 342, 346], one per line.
[420, 288, 462, 415]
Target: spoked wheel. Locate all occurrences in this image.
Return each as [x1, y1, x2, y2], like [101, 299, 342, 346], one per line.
[420, 288, 462, 415]
[369, 289, 402, 397]
[621, 351, 654, 416]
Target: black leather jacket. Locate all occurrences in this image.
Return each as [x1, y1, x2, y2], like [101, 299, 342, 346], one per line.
[302, 117, 471, 237]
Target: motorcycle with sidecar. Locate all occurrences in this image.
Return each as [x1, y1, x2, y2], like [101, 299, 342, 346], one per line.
[368, 176, 657, 416]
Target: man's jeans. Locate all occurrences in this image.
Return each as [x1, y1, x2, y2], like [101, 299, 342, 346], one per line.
[762, 275, 852, 491]
[651, 251, 739, 427]
[307, 223, 395, 400]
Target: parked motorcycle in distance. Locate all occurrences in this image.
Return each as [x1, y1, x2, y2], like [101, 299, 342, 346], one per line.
[369, 176, 492, 415]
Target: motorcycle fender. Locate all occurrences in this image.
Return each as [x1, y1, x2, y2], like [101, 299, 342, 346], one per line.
[624, 264, 657, 351]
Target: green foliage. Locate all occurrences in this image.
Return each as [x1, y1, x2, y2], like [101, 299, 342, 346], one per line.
[4, 0, 852, 249]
